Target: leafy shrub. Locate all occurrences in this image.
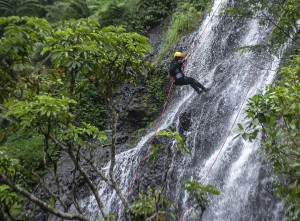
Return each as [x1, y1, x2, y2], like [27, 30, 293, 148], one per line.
[126, 0, 176, 34]
[90, 0, 176, 34]
[144, 66, 168, 114]
[0, 132, 47, 176]
[239, 52, 300, 221]
[96, 2, 129, 28]
[0, 150, 25, 220]
[45, 0, 92, 23]
[0, 0, 43, 17]
[75, 85, 107, 129]
[157, 0, 212, 61]
[184, 180, 220, 212]
[127, 187, 175, 220]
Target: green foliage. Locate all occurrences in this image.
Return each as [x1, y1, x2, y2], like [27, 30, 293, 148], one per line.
[224, 0, 300, 50]
[6, 95, 76, 128]
[45, 0, 92, 23]
[146, 71, 165, 105]
[184, 179, 220, 211]
[0, 16, 52, 102]
[42, 18, 151, 97]
[90, 0, 130, 28]
[150, 129, 190, 162]
[75, 86, 107, 129]
[89, 0, 176, 34]
[143, 65, 168, 115]
[239, 52, 300, 220]
[127, 186, 175, 220]
[125, 0, 176, 34]
[0, 149, 20, 180]
[0, 184, 25, 220]
[96, 214, 116, 221]
[157, 0, 212, 61]
[156, 129, 191, 154]
[5, 95, 108, 147]
[0, 0, 43, 17]
[0, 132, 45, 175]
[0, 150, 25, 220]
[61, 123, 108, 145]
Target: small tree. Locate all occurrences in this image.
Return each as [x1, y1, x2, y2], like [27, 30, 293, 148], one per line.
[237, 51, 300, 221]
[0, 0, 42, 17]
[0, 17, 150, 220]
[184, 180, 220, 220]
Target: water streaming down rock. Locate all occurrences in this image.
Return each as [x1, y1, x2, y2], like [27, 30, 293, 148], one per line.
[82, 0, 285, 220]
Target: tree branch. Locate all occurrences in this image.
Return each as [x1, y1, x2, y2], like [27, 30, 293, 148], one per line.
[82, 153, 129, 207]
[67, 145, 106, 216]
[0, 173, 89, 221]
[32, 172, 68, 211]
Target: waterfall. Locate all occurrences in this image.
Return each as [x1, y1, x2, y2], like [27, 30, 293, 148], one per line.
[81, 0, 284, 220]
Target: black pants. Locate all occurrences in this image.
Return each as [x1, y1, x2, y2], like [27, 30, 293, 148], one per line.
[175, 76, 206, 93]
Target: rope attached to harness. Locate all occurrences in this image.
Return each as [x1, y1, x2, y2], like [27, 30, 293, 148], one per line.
[113, 0, 225, 218]
[113, 80, 174, 220]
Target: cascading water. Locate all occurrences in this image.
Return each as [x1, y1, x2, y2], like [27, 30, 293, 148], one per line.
[82, 0, 285, 220]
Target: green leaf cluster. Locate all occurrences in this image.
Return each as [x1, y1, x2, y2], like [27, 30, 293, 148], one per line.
[184, 179, 220, 211]
[156, 129, 191, 154]
[45, 0, 92, 22]
[0, 184, 25, 220]
[42, 18, 150, 96]
[0, 150, 25, 220]
[0, 132, 46, 175]
[0, 0, 43, 17]
[225, 0, 300, 50]
[88, 0, 176, 34]
[157, 0, 212, 61]
[240, 51, 300, 220]
[6, 95, 76, 128]
[143, 65, 168, 115]
[127, 186, 175, 220]
[0, 16, 151, 218]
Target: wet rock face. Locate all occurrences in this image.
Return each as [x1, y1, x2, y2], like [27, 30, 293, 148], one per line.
[125, 88, 149, 129]
[35, 24, 181, 220]
[131, 136, 173, 197]
[178, 111, 192, 135]
[112, 84, 143, 132]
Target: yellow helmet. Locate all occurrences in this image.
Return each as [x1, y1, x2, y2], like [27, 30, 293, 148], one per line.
[174, 51, 184, 58]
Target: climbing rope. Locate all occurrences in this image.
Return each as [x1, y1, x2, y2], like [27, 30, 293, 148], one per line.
[113, 80, 174, 220]
[176, 63, 259, 221]
[182, 0, 224, 68]
[113, 0, 225, 219]
[175, 3, 285, 219]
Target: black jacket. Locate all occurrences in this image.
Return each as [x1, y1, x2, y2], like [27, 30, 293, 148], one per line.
[169, 58, 184, 80]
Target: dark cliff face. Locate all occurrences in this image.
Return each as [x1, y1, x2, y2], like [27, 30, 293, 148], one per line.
[79, 1, 285, 220]
[46, 2, 285, 220]
[43, 23, 193, 221]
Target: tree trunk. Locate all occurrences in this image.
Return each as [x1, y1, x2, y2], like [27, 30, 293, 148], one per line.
[105, 98, 129, 207]
[0, 173, 89, 221]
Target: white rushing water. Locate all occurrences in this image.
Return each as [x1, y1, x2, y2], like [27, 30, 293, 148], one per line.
[81, 0, 284, 220]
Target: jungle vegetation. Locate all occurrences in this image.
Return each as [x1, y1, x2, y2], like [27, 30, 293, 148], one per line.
[0, 0, 214, 220]
[0, 0, 299, 220]
[226, 0, 300, 220]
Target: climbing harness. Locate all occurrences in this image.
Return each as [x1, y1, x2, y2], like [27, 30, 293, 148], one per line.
[113, 0, 225, 219]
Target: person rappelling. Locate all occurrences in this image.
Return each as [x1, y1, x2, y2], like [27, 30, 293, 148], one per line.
[169, 51, 209, 94]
